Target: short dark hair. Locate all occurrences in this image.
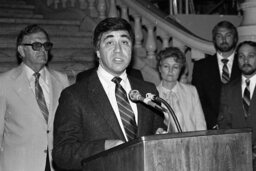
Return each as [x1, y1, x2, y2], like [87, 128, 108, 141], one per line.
[17, 24, 50, 46]
[156, 47, 186, 68]
[93, 17, 135, 50]
[16, 24, 50, 63]
[212, 20, 238, 44]
[236, 41, 256, 53]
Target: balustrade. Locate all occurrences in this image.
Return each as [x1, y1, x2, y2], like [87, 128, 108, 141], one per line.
[44, 0, 214, 84]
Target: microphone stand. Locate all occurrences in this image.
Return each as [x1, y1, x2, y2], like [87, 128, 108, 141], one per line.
[147, 94, 182, 133]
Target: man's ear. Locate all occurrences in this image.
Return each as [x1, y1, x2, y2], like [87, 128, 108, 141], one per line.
[96, 50, 100, 59]
[17, 45, 25, 58]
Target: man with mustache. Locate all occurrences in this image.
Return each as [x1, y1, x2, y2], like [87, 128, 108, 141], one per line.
[192, 21, 241, 129]
[218, 41, 256, 169]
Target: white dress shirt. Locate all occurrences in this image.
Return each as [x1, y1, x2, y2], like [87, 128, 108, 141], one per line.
[217, 52, 235, 78]
[242, 74, 256, 99]
[97, 65, 138, 141]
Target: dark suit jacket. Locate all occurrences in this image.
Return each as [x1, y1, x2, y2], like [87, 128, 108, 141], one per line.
[192, 54, 241, 129]
[218, 77, 256, 145]
[76, 67, 144, 82]
[53, 70, 165, 170]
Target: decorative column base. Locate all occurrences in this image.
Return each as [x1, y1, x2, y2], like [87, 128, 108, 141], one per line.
[238, 0, 256, 42]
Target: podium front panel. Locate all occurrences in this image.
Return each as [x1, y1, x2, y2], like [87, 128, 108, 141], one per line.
[82, 129, 252, 171]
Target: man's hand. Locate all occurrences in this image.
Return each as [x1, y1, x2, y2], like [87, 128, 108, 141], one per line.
[104, 140, 125, 150]
[155, 128, 168, 134]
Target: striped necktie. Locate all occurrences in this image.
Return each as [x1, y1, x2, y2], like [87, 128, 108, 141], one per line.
[243, 79, 250, 117]
[221, 58, 230, 84]
[34, 72, 49, 122]
[112, 77, 137, 141]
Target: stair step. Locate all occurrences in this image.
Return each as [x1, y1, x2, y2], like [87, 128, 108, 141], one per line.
[0, 27, 91, 37]
[0, 0, 27, 5]
[0, 13, 43, 19]
[0, 35, 92, 48]
[0, 48, 95, 62]
[0, 8, 35, 15]
[0, 3, 35, 9]
[0, 18, 81, 25]
[0, 18, 82, 33]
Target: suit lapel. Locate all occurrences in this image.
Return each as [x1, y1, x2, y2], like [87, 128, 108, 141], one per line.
[233, 78, 244, 113]
[87, 72, 125, 140]
[47, 69, 62, 126]
[212, 55, 222, 83]
[211, 54, 240, 84]
[230, 54, 241, 81]
[128, 77, 145, 135]
[249, 82, 256, 125]
[12, 65, 44, 121]
[204, 55, 221, 83]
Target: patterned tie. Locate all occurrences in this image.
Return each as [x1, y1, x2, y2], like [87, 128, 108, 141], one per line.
[112, 77, 137, 141]
[221, 58, 230, 84]
[34, 72, 49, 122]
[243, 79, 250, 117]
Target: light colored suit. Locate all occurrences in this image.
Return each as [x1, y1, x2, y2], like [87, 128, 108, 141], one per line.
[0, 64, 69, 171]
[157, 81, 206, 132]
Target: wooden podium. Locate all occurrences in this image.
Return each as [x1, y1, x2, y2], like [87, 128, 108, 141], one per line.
[82, 129, 253, 171]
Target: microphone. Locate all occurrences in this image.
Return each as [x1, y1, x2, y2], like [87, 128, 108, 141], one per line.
[146, 93, 160, 102]
[129, 90, 166, 112]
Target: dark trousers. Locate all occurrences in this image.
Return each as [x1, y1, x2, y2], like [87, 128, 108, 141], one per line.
[45, 149, 51, 171]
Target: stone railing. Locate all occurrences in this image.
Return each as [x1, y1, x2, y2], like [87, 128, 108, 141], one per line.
[37, 0, 215, 85]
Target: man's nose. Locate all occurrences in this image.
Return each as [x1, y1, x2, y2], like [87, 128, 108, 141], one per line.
[114, 42, 121, 52]
[221, 37, 227, 43]
[244, 57, 249, 63]
[39, 45, 46, 52]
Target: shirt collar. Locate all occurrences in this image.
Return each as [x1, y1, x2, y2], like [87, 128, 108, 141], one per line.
[97, 65, 128, 85]
[159, 81, 179, 94]
[22, 63, 48, 84]
[242, 74, 256, 86]
[217, 52, 235, 65]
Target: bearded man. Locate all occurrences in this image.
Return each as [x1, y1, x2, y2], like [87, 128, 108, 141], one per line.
[192, 21, 241, 129]
[218, 41, 256, 169]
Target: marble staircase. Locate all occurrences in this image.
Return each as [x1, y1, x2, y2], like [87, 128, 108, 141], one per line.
[0, 0, 95, 82]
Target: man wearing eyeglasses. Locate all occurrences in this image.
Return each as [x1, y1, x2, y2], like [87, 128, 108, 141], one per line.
[0, 24, 69, 171]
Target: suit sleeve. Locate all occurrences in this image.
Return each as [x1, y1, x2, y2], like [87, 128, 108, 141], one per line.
[192, 61, 218, 129]
[191, 61, 206, 113]
[53, 89, 105, 170]
[218, 85, 232, 129]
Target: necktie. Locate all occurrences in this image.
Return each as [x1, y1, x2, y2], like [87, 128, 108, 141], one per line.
[112, 77, 137, 141]
[34, 72, 49, 122]
[243, 79, 250, 117]
[221, 58, 230, 84]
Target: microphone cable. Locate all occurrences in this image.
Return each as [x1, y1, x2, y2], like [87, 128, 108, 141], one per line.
[147, 93, 182, 133]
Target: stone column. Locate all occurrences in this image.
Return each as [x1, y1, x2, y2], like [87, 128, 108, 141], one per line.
[238, 0, 256, 42]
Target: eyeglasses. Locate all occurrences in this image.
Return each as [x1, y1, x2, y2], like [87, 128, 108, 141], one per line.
[21, 42, 53, 51]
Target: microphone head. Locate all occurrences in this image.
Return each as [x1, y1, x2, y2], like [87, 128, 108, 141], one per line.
[129, 90, 142, 102]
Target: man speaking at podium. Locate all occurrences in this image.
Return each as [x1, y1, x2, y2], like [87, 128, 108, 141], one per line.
[53, 17, 165, 170]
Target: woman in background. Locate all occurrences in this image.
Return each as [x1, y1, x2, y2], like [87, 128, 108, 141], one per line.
[157, 47, 206, 132]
